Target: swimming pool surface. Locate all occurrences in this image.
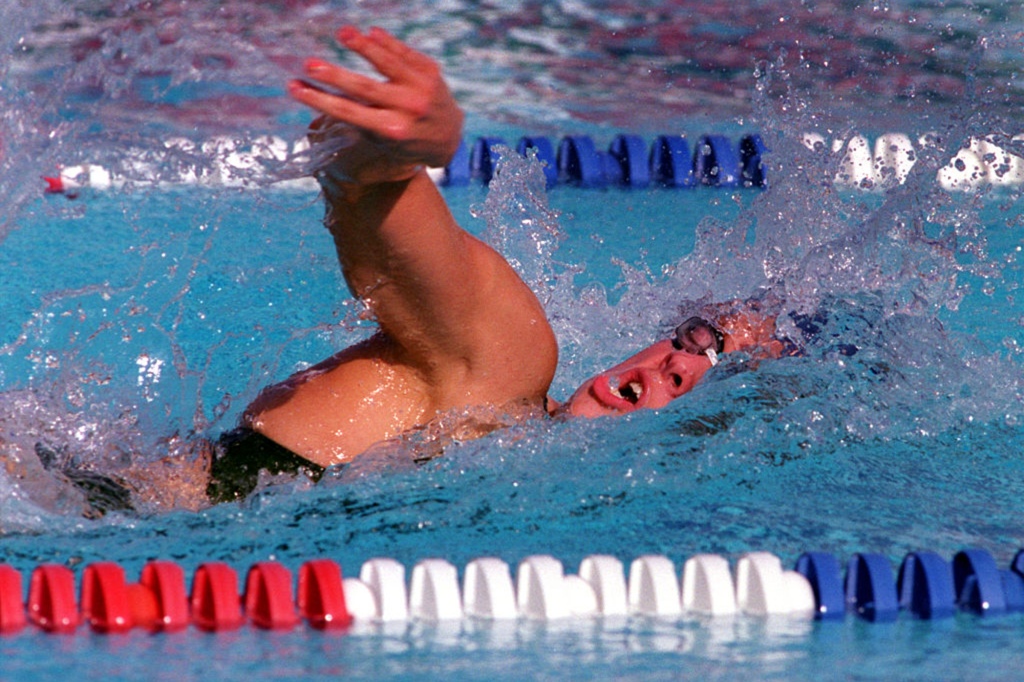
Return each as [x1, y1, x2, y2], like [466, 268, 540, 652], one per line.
[3, 1, 1024, 679]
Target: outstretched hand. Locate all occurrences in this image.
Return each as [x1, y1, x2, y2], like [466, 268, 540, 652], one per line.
[288, 26, 464, 188]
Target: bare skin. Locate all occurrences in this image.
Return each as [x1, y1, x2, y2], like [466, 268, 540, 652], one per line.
[246, 26, 558, 468]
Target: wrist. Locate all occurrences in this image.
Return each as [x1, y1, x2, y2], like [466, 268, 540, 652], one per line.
[316, 162, 424, 204]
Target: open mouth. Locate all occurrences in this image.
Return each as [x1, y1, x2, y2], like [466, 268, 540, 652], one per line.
[593, 369, 648, 412]
[609, 379, 643, 404]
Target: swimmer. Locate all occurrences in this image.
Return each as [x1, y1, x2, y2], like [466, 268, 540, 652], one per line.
[244, 25, 558, 471]
[221, 26, 785, 481]
[3, 27, 787, 512]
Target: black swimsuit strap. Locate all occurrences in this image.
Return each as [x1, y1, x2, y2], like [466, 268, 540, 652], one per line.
[206, 428, 324, 504]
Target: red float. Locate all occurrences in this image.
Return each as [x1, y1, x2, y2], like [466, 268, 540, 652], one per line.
[0, 565, 26, 634]
[191, 562, 244, 631]
[27, 565, 79, 633]
[297, 559, 353, 630]
[244, 562, 299, 630]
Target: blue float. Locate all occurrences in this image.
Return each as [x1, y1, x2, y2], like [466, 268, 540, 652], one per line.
[739, 134, 768, 188]
[516, 136, 558, 187]
[845, 553, 898, 622]
[608, 134, 650, 188]
[896, 552, 955, 619]
[442, 132, 772, 189]
[470, 137, 507, 184]
[694, 134, 740, 188]
[953, 549, 1007, 616]
[443, 140, 470, 186]
[557, 135, 606, 188]
[1005, 549, 1024, 612]
[1000, 570, 1024, 612]
[649, 135, 694, 188]
[597, 150, 625, 186]
[1010, 549, 1024, 577]
[794, 552, 845, 620]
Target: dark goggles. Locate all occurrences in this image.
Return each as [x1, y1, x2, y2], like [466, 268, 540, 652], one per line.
[671, 317, 725, 365]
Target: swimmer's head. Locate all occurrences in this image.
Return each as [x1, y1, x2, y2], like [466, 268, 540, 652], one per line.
[561, 317, 725, 418]
[558, 306, 790, 418]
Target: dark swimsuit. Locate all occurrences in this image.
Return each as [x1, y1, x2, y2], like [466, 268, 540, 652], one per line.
[205, 427, 324, 504]
[36, 428, 323, 514]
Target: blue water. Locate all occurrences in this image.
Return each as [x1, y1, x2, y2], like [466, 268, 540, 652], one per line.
[3, 1, 1024, 680]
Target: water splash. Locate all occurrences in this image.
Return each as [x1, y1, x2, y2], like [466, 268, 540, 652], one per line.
[472, 145, 571, 308]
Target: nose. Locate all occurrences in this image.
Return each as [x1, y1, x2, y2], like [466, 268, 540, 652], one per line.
[661, 352, 703, 397]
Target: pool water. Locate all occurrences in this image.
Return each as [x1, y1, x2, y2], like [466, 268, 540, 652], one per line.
[3, 1, 1024, 680]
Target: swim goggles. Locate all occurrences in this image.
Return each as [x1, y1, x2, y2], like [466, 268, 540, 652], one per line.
[672, 317, 726, 366]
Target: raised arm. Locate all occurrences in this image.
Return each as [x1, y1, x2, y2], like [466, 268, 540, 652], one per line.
[246, 27, 557, 466]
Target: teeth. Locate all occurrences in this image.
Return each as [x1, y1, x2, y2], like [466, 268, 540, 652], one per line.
[609, 381, 643, 401]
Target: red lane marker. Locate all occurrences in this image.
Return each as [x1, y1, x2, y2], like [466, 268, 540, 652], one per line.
[191, 562, 244, 632]
[28, 565, 79, 634]
[298, 559, 353, 630]
[245, 562, 299, 630]
[0, 565, 27, 634]
[140, 561, 189, 632]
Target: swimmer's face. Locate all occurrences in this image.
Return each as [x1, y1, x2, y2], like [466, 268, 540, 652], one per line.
[564, 339, 714, 418]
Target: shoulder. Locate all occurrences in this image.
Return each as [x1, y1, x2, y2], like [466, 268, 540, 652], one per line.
[246, 334, 434, 467]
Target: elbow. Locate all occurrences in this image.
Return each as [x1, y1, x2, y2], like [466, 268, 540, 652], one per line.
[515, 317, 559, 402]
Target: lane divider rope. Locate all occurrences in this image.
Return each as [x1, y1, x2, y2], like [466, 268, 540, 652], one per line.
[442, 133, 766, 189]
[3, 547, 1024, 635]
[42, 132, 1024, 196]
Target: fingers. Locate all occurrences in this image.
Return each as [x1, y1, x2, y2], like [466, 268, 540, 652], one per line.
[287, 80, 400, 136]
[300, 58, 409, 111]
[287, 26, 451, 145]
[337, 25, 434, 83]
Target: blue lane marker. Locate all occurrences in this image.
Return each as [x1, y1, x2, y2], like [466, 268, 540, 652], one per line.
[650, 135, 694, 188]
[443, 140, 470, 186]
[845, 553, 898, 622]
[470, 137, 507, 184]
[1009, 549, 1024, 578]
[795, 552, 845, 620]
[597, 150, 623, 186]
[739, 133, 768, 189]
[897, 552, 955, 619]
[1000, 570, 1024, 613]
[609, 134, 650, 188]
[694, 134, 740, 188]
[557, 135, 605, 188]
[447, 133, 768, 189]
[953, 549, 1007, 616]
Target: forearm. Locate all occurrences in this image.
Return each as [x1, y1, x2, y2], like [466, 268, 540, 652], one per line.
[322, 170, 486, 353]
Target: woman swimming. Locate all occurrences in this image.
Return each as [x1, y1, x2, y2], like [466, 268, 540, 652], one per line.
[240, 26, 782, 463]
[3, 26, 784, 512]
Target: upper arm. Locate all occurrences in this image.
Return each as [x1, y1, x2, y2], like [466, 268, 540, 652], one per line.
[327, 170, 558, 407]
